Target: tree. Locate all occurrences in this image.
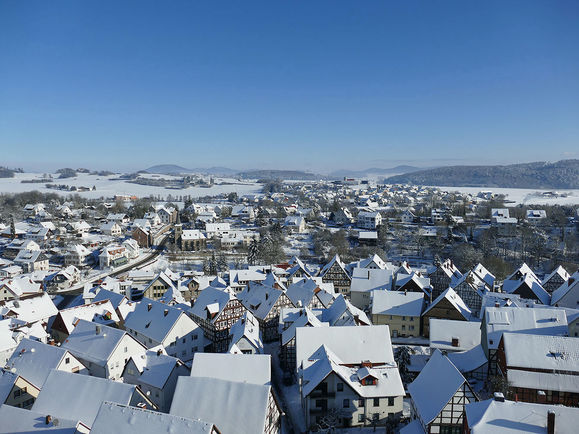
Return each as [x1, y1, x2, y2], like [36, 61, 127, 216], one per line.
[247, 238, 259, 265]
[9, 215, 15, 240]
[395, 346, 412, 384]
[217, 253, 228, 275]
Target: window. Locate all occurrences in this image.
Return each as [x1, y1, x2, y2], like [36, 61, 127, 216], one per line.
[192, 334, 198, 340]
[388, 397, 395, 406]
[402, 316, 406, 321]
[373, 398, 380, 407]
[358, 399, 365, 407]
[343, 399, 349, 408]
[65, 357, 70, 364]
[358, 414, 364, 422]
[489, 340, 494, 345]
[410, 317, 414, 321]
[182, 338, 186, 344]
[124, 346, 128, 353]
[402, 325, 406, 330]
[337, 382, 343, 392]
[409, 325, 415, 331]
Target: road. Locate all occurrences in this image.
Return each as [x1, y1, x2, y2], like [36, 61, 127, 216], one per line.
[55, 231, 171, 296]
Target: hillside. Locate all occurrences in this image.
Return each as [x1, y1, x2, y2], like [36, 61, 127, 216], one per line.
[144, 164, 192, 175]
[237, 170, 322, 180]
[330, 165, 423, 179]
[385, 160, 579, 189]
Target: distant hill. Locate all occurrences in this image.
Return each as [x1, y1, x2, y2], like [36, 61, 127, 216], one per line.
[237, 170, 322, 180]
[144, 164, 193, 175]
[144, 165, 238, 176]
[329, 165, 423, 179]
[385, 160, 579, 189]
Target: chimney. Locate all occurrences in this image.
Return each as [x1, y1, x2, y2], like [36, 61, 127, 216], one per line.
[493, 392, 505, 402]
[45, 415, 52, 425]
[451, 337, 460, 347]
[547, 410, 555, 434]
[156, 349, 162, 356]
[265, 293, 269, 301]
[163, 309, 168, 317]
[495, 302, 500, 308]
[147, 303, 152, 311]
[95, 325, 101, 335]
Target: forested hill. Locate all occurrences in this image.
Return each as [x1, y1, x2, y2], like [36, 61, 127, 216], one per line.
[385, 159, 579, 189]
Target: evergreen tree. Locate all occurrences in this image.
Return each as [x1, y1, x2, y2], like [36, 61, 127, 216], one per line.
[248, 237, 259, 265]
[395, 346, 412, 385]
[10, 216, 15, 240]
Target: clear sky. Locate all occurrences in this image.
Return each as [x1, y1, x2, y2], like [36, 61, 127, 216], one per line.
[1, 1, 578, 173]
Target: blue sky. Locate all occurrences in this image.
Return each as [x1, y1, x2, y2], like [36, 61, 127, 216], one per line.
[1, 1, 578, 172]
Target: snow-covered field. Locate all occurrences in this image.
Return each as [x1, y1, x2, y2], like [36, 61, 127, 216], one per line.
[434, 185, 579, 206]
[0, 173, 262, 200]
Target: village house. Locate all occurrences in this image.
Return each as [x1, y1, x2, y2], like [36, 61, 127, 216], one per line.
[90, 402, 220, 434]
[350, 267, 394, 310]
[481, 307, 568, 375]
[124, 299, 206, 361]
[50, 299, 120, 342]
[297, 325, 404, 429]
[61, 319, 147, 380]
[357, 211, 382, 230]
[122, 348, 189, 412]
[408, 350, 478, 434]
[318, 255, 352, 296]
[421, 287, 472, 338]
[228, 311, 264, 354]
[189, 285, 246, 352]
[237, 281, 295, 342]
[542, 265, 570, 294]
[99, 221, 122, 236]
[497, 333, 579, 406]
[31, 370, 155, 429]
[286, 277, 336, 310]
[429, 258, 462, 300]
[64, 244, 94, 267]
[464, 396, 579, 434]
[5, 338, 88, 404]
[371, 290, 424, 338]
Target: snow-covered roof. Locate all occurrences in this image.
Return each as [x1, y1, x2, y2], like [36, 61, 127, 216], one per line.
[465, 399, 579, 434]
[189, 286, 236, 323]
[0, 292, 57, 323]
[429, 319, 482, 351]
[447, 346, 487, 374]
[125, 298, 196, 344]
[191, 353, 271, 385]
[170, 376, 271, 434]
[32, 370, 142, 428]
[423, 287, 471, 320]
[296, 325, 394, 370]
[62, 319, 141, 367]
[302, 345, 404, 399]
[483, 307, 568, 350]
[91, 402, 216, 434]
[228, 311, 264, 354]
[92, 288, 128, 310]
[0, 404, 83, 434]
[125, 349, 181, 389]
[237, 283, 288, 320]
[502, 333, 579, 373]
[551, 271, 579, 306]
[56, 299, 120, 334]
[408, 350, 468, 425]
[350, 267, 393, 293]
[503, 273, 550, 305]
[181, 229, 206, 240]
[321, 294, 371, 326]
[542, 265, 570, 286]
[6, 338, 74, 389]
[371, 290, 424, 317]
[286, 278, 335, 308]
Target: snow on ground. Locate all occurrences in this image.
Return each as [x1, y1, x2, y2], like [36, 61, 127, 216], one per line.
[434, 185, 579, 206]
[0, 172, 262, 199]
